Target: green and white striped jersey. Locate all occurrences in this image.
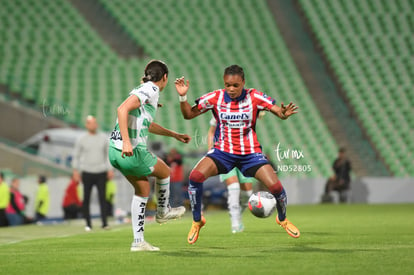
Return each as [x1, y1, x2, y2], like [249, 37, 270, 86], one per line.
[110, 81, 159, 150]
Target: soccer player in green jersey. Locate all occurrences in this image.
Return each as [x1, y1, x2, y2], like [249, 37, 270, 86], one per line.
[109, 60, 191, 251]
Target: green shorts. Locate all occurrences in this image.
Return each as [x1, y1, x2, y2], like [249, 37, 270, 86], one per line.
[219, 167, 257, 184]
[109, 145, 157, 177]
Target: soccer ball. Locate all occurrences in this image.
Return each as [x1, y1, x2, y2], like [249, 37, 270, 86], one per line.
[248, 191, 276, 218]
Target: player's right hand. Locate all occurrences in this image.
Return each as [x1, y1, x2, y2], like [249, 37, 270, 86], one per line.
[175, 76, 190, 96]
[121, 141, 133, 158]
[175, 133, 192, 144]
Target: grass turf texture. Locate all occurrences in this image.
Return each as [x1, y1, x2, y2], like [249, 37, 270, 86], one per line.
[1, 204, 413, 274]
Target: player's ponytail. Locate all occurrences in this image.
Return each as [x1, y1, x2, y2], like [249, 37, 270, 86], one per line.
[141, 60, 169, 83]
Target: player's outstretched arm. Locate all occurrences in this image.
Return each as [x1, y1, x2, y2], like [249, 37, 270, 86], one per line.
[270, 102, 299, 120]
[175, 76, 202, 120]
[149, 122, 191, 144]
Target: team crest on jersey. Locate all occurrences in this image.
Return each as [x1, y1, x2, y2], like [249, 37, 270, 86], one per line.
[200, 99, 212, 109]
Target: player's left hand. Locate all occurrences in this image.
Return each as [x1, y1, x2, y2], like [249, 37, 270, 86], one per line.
[175, 133, 191, 144]
[281, 102, 299, 118]
[175, 77, 190, 96]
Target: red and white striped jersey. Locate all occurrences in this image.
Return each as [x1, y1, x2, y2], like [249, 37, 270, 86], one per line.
[196, 88, 275, 155]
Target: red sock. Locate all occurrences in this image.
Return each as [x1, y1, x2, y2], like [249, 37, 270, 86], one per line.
[268, 180, 283, 195]
[269, 181, 287, 221]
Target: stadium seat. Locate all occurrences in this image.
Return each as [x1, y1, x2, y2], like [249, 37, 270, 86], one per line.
[0, 0, 340, 177]
[299, 0, 413, 176]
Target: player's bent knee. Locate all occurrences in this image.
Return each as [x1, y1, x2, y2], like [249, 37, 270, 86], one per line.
[269, 180, 283, 194]
[153, 159, 170, 178]
[189, 170, 206, 183]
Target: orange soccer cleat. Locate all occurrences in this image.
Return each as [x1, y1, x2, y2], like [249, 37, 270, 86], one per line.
[187, 216, 206, 244]
[276, 216, 300, 238]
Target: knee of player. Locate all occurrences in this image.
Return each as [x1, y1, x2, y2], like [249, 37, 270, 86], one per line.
[156, 161, 171, 178]
[164, 165, 171, 176]
[268, 180, 283, 194]
[189, 170, 206, 183]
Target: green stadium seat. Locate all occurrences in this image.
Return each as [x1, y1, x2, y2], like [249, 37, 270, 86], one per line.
[0, 0, 341, 178]
[299, 0, 413, 176]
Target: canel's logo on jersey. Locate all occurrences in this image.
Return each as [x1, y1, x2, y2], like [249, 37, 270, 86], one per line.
[220, 112, 251, 120]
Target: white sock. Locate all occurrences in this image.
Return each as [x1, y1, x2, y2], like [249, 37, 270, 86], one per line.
[156, 177, 170, 214]
[227, 182, 241, 228]
[240, 189, 253, 213]
[131, 195, 148, 243]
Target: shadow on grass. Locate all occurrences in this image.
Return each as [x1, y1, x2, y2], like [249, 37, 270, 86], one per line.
[273, 243, 376, 254]
[301, 231, 337, 236]
[159, 248, 262, 258]
[246, 230, 338, 239]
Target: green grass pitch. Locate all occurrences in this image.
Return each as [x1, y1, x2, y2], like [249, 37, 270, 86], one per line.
[1, 204, 413, 274]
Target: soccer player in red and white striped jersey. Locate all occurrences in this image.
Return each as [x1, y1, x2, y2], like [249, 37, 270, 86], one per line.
[200, 86, 274, 154]
[175, 65, 300, 244]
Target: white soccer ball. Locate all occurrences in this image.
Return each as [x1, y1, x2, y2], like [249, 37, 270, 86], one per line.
[248, 191, 277, 218]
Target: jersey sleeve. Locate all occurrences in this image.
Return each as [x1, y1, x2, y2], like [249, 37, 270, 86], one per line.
[252, 89, 276, 110]
[195, 91, 218, 113]
[129, 86, 156, 105]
